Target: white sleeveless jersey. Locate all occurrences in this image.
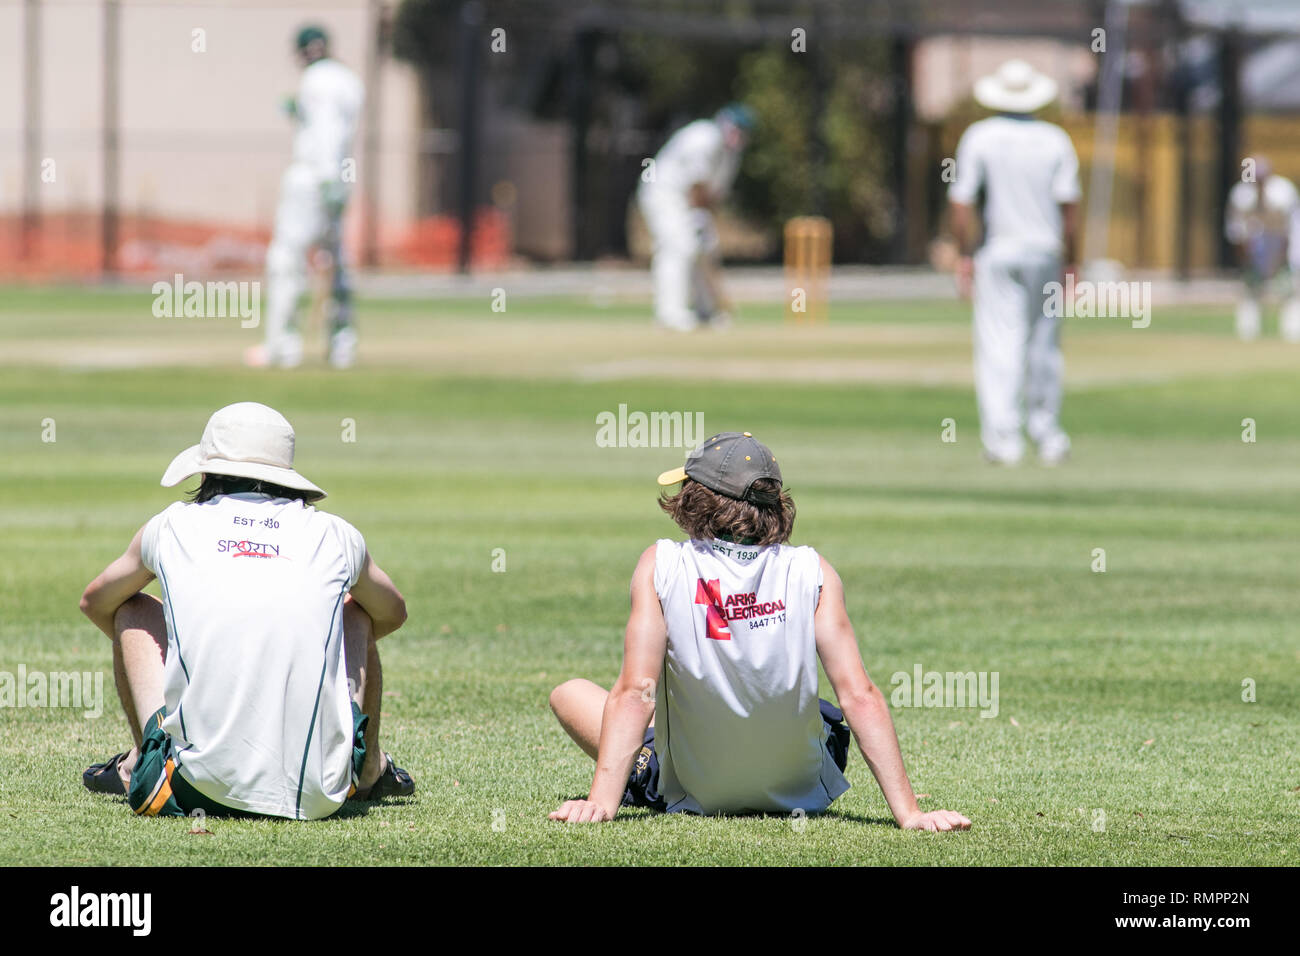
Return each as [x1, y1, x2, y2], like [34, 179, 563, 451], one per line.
[140, 492, 366, 820]
[652, 538, 850, 815]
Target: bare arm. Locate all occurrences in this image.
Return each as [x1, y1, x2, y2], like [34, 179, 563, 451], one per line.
[950, 201, 976, 256]
[348, 553, 407, 639]
[814, 556, 970, 832]
[1061, 201, 1079, 273]
[688, 181, 714, 209]
[80, 525, 156, 638]
[949, 201, 976, 298]
[551, 545, 665, 823]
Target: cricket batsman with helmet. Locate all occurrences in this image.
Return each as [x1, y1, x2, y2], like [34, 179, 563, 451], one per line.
[637, 105, 755, 332]
[248, 25, 364, 370]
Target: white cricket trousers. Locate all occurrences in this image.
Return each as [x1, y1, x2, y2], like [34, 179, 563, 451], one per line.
[263, 163, 355, 367]
[972, 247, 1067, 461]
[638, 189, 718, 330]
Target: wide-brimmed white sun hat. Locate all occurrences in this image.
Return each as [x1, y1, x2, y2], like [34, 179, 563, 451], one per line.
[973, 59, 1058, 114]
[160, 402, 325, 498]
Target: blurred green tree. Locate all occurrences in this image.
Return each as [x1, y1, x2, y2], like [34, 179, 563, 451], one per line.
[392, 0, 900, 261]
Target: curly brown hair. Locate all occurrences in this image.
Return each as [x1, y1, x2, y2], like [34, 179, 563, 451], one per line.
[659, 477, 795, 546]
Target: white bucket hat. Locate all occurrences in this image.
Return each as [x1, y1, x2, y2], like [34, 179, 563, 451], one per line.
[974, 59, 1058, 114]
[160, 402, 325, 498]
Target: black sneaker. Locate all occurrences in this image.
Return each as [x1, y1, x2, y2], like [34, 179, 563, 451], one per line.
[83, 753, 129, 796]
[355, 753, 415, 801]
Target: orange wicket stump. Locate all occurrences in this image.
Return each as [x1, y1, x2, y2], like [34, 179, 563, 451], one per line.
[784, 216, 832, 323]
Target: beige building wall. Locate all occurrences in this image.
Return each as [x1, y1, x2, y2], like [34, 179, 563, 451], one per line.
[913, 35, 1098, 121]
[0, 0, 419, 236]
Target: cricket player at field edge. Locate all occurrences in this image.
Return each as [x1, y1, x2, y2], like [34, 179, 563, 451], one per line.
[637, 104, 755, 332]
[949, 59, 1081, 466]
[1224, 155, 1300, 343]
[79, 402, 414, 819]
[548, 431, 971, 830]
[247, 25, 364, 370]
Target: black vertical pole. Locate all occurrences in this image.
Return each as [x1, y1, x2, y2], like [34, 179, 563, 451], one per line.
[889, 34, 913, 264]
[456, 0, 483, 274]
[102, 0, 120, 277]
[1216, 28, 1241, 270]
[569, 28, 595, 261]
[1173, 7, 1192, 279]
[22, 0, 41, 261]
[808, 10, 829, 219]
[361, 0, 385, 269]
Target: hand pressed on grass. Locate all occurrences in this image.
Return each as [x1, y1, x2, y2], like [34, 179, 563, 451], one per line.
[901, 809, 972, 832]
[550, 799, 616, 823]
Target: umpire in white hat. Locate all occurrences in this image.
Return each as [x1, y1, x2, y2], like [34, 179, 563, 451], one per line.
[948, 60, 1081, 465]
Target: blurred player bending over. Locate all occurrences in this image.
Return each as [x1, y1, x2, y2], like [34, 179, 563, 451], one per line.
[637, 104, 755, 332]
[548, 431, 970, 831]
[1225, 156, 1300, 342]
[248, 25, 364, 370]
[949, 60, 1080, 466]
[79, 402, 414, 819]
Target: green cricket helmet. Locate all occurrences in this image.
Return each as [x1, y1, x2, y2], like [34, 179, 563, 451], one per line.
[295, 25, 329, 52]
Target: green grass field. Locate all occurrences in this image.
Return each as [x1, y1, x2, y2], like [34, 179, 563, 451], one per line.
[1, 286, 1296, 865]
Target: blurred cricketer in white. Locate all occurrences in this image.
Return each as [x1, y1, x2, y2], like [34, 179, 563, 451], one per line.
[79, 402, 413, 819]
[249, 25, 364, 370]
[637, 105, 755, 332]
[1224, 156, 1300, 342]
[949, 60, 1081, 466]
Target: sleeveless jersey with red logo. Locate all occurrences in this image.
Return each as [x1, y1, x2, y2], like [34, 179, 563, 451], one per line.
[652, 538, 851, 814]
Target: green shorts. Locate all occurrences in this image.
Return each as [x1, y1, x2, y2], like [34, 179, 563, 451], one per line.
[126, 704, 368, 818]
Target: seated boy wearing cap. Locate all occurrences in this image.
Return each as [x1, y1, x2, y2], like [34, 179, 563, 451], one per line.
[79, 402, 414, 820]
[549, 432, 970, 830]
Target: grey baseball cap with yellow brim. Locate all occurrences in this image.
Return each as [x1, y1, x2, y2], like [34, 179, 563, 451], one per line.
[657, 431, 782, 505]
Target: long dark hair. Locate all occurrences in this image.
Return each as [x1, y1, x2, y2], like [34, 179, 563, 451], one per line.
[659, 478, 795, 547]
[187, 472, 323, 505]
